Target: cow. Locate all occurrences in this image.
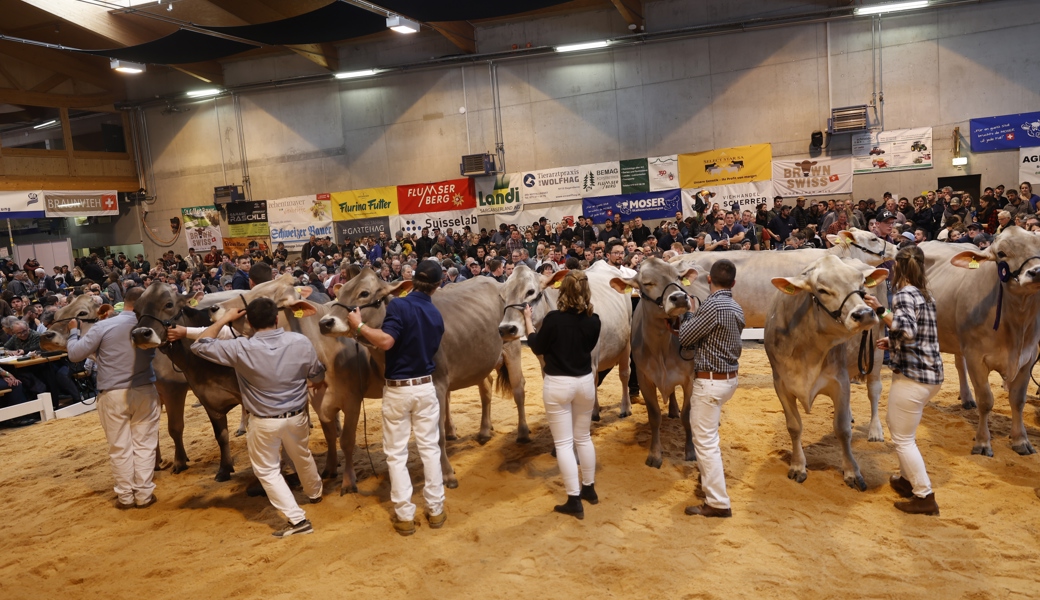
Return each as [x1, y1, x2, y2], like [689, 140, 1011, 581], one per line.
[497, 263, 633, 419]
[673, 228, 895, 442]
[920, 227, 1040, 456]
[607, 257, 700, 468]
[765, 255, 887, 490]
[317, 270, 526, 490]
[41, 294, 193, 474]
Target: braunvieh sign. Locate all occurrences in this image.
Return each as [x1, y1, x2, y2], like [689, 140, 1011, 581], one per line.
[679, 144, 772, 188]
[43, 190, 118, 217]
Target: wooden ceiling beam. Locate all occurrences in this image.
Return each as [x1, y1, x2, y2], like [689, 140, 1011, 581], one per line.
[170, 61, 226, 85]
[18, 0, 172, 47]
[609, 0, 644, 30]
[0, 60, 24, 90]
[201, 0, 340, 71]
[0, 88, 114, 108]
[0, 40, 117, 93]
[29, 73, 69, 93]
[429, 21, 476, 54]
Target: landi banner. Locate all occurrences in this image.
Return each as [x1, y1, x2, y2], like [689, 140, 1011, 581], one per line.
[226, 200, 270, 237]
[330, 186, 398, 220]
[181, 205, 222, 252]
[398, 178, 475, 215]
[852, 128, 932, 174]
[771, 156, 853, 197]
[678, 143, 772, 188]
[43, 190, 118, 217]
[474, 173, 523, 216]
[268, 194, 334, 249]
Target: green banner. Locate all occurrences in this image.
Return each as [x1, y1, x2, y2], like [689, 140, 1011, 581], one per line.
[620, 158, 649, 194]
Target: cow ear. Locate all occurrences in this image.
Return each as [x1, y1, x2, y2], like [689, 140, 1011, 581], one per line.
[331, 283, 344, 297]
[287, 301, 317, 318]
[771, 277, 808, 295]
[98, 304, 115, 320]
[388, 280, 412, 298]
[951, 249, 992, 269]
[680, 267, 698, 286]
[540, 269, 568, 290]
[863, 269, 889, 288]
[610, 277, 639, 294]
[294, 285, 313, 299]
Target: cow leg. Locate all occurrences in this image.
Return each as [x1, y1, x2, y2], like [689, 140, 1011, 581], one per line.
[444, 390, 458, 441]
[204, 408, 235, 482]
[435, 381, 459, 489]
[509, 355, 530, 444]
[476, 380, 494, 445]
[776, 385, 807, 483]
[338, 397, 363, 494]
[309, 386, 341, 479]
[955, 353, 977, 410]
[667, 389, 680, 419]
[966, 359, 996, 457]
[866, 353, 885, 442]
[158, 381, 190, 473]
[680, 385, 696, 462]
[619, 343, 633, 419]
[641, 374, 664, 468]
[236, 407, 248, 437]
[830, 382, 866, 491]
[1007, 366, 1037, 455]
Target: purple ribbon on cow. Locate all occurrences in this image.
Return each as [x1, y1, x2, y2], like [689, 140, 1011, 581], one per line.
[994, 261, 1012, 331]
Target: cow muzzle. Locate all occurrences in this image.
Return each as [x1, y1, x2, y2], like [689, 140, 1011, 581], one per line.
[131, 327, 163, 349]
[39, 331, 65, 350]
[318, 316, 347, 335]
[498, 323, 520, 340]
[849, 307, 877, 328]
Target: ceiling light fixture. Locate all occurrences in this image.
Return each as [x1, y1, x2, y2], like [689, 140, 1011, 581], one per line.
[555, 40, 610, 53]
[854, 1, 929, 16]
[386, 15, 420, 34]
[186, 89, 222, 98]
[110, 59, 146, 74]
[33, 119, 58, 130]
[335, 69, 379, 80]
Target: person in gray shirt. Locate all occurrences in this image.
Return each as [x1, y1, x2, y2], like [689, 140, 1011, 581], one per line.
[191, 297, 326, 539]
[66, 287, 160, 510]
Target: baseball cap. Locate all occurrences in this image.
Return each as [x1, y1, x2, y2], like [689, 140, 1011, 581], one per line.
[414, 260, 443, 285]
[973, 232, 993, 244]
[877, 210, 897, 222]
[966, 222, 982, 230]
[900, 231, 915, 242]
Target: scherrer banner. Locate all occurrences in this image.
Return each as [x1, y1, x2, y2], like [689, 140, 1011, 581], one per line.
[398, 178, 475, 214]
[771, 156, 853, 197]
[679, 144, 772, 188]
[44, 190, 118, 217]
[330, 186, 398, 220]
[681, 181, 775, 218]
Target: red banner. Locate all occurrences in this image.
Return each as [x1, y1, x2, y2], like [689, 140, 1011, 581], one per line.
[398, 178, 475, 214]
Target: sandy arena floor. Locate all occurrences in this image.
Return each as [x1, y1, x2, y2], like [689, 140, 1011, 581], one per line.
[1, 344, 1039, 599]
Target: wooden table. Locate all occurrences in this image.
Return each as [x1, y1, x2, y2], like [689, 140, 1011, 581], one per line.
[0, 353, 67, 368]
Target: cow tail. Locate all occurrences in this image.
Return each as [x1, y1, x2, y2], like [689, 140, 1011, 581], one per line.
[493, 361, 512, 398]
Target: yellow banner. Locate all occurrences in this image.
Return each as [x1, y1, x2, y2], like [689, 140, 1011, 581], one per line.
[331, 186, 398, 220]
[678, 143, 772, 188]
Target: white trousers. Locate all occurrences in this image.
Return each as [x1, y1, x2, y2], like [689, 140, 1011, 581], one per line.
[690, 377, 738, 509]
[543, 373, 597, 497]
[382, 382, 445, 521]
[887, 374, 940, 498]
[97, 385, 161, 505]
[246, 412, 323, 524]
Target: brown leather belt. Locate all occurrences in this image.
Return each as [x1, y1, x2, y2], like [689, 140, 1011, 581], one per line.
[695, 371, 737, 380]
[386, 375, 433, 387]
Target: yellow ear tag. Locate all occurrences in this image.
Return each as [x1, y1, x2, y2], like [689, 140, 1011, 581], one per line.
[553, 281, 562, 289]
[785, 284, 797, 294]
[624, 286, 633, 295]
[188, 298, 198, 307]
[294, 286, 305, 294]
[681, 278, 691, 286]
[865, 277, 875, 287]
[968, 259, 980, 269]
[293, 309, 304, 318]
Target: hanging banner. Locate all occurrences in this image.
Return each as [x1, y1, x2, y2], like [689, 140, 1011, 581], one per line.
[474, 173, 523, 216]
[852, 128, 932, 173]
[582, 190, 683, 224]
[681, 181, 776, 217]
[398, 178, 475, 215]
[222, 236, 270, 257]
[390, 209, 478, 236]
[0, 190, 45, 219]
[334, 216, 391, 245]
[771, 156, 853, 197]
[43, 190, 118, 217]
[578, 161, 622, 197]
[648, 155, 680, 191]
[519, 166, 582, 205]
[182, 206, 223, 252]
[970, 111, 1040, 152]
[494, 201, 582, 234]
[679, 143, 772, 188]
[330, 186, 398, 220]
[620, 159, 649, 194]
[226, 201, 269, 236]
[267, 194, 333, 249]
[1021, 147, 1040, 185]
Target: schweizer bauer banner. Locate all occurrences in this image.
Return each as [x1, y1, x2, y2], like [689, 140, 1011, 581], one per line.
[679, 143, 772, 188]
[268, 194, 334, 249]
[771, 156, 853, 197]
[398, 178, 475, 214]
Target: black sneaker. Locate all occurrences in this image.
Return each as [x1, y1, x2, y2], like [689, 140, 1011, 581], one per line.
[272, 519, 313, 538]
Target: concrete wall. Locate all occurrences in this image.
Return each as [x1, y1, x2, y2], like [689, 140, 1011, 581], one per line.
[124, 0, 1040, 259]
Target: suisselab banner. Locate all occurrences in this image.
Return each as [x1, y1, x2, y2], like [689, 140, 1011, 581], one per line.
[268, 194, 333, 249]
[771, 156, 853, 197]
[390, 209, 478, 237]
[678, 144, 772, 188]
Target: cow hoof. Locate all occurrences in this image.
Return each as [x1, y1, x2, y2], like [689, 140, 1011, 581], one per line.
[516, 435, 532, 444]
[476, 433, 492, 446]
[215, 470, 232, 482]
[234, 429, 246, 437]
[971, 445, 994, 457]
[645, 456, 663, 469]
[284, 473, 301, 490]
[171, 462, 189, 475]
[339, 484, 358, 496]
[619, 410, 631, 419]
[667, 411, 680, 420]
[550, 448, 557, 458]
[446, 433, 458, 441]
[445, 477, 459, 490]
[321, 468, 338, 480]
[685, 448, 697, 462]
[591, 413, 601, 422]
[154, 459, 172, 471]
[787, 469, 807, 483]
[845, 474, 867, 491]
[961, 400, 977, 410]
[1012, 441, 1037, 456]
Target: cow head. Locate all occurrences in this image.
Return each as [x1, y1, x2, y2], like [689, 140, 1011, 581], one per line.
[951, 226, 1040, 292]
[827, 228, 898, 265]
[130, 283, 195, 349]
[40, 294, 114, 350]
[498, 264, 567, 341]
[610, 257, 699, 318]
[318, 268, 409, 337]
[211, 274, 316, 336]
[771, 255, 887, 333]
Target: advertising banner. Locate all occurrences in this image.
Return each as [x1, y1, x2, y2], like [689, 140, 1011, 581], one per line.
[681, 181, 776, 217]
[519, 166, 582, 204]
[771, 156, 853, 197]
[390, 209, 478, 236]
[581, 190, 683, 224]
[226, 201, 269, 237]
[398, 178, 475, 215]
[679, 143, 772, 188]
[970, 111, 1040, 152]
[0, 190, 45, 219]
[578, 161, 622, 197]
[474, 173, 523, 215]
[648, 155, 680, 191]
[852, 128, 932, 173]
[181, 205, 223, 252]
[330, 186, 398, 221]
[334, 216, 391, 245]
[222, 236, 270, 257]
[493, 201, 582, 234]
[1021, 147, 1040, 186]
[268, 194, 333, 249]
[43, 190, 118, 217]
[620, 159, 649, 194]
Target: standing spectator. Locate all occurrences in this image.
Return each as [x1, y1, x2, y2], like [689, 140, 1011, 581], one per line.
[1021, 182, 1040, 213]
[791, 197, 810, 230]
[231, 256, 251, 290]
[767, 204, 798, 250]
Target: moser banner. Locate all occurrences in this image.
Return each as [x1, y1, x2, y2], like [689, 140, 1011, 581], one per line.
[181, 206, 222, 252]
[852, 128, 932, 173]
[398, 178, 475, 215]
[582, 190, 682, 223]
[679, 144, 772, 188]
[648, 155, 680, 191]
[226, 201, 269, 237]
[520, 166, 582, 204]
[222, 236, 270, 256]
[578, 161, 622, 197]
[0, 190, 45, 219]
[334, 216, 390, 245]
[772, 156, 853, 197]
[268, 194, 333, 249]
[970, 111, 1040, 152]
[475, 173, 523, 215]
[330, 186, 398, 220]
[391, 209, 478, 236]
[620, 159, 649, 194]
[44, 190, 118, 217]
[1021, 147, 1040, 186]
[494, 201, 581, 234]
[681, 181, 776, 217]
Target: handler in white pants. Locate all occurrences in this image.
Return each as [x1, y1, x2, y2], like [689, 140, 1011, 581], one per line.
[381, 381, 444, 523]
[887, 374, 941, 497]
[542, 373, 597, 497]
[679, 259, 745, 518]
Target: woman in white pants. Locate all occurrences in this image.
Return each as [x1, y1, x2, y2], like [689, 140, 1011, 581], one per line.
[866, 245, 944, 516]
[524, 270, 601, 519]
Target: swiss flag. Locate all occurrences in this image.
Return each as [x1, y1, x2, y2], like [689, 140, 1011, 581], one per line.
[102, 194, 117, 211]
[1006, 133, 1016, 141]
[829, 174, 840, 182]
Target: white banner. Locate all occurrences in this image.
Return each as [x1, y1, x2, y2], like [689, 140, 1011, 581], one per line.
[578, 161, 622, 197]
[772, 156, 853, 196]
[475, 173, 523, 215]
[1020, 147, 1040, 184]
[267, 194, 334, 249]
[519, 167, 582, 204]
[648, 155, 679, 191]
[681, 181, 775, 217]
[853, 127, 933, 173]
[43, 190, 118, 217]
[0, 190, 44, 217]
[391, 209, 478, 237]
[494, 200, 583, 234]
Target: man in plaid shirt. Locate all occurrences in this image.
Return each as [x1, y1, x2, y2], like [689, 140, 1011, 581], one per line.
[678, 259, 745, 518]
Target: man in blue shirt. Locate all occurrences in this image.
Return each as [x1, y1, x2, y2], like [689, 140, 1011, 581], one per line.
[346, 260, 446, 536]
[231, 256, 251, 290]
[767, 204, 799, 250]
